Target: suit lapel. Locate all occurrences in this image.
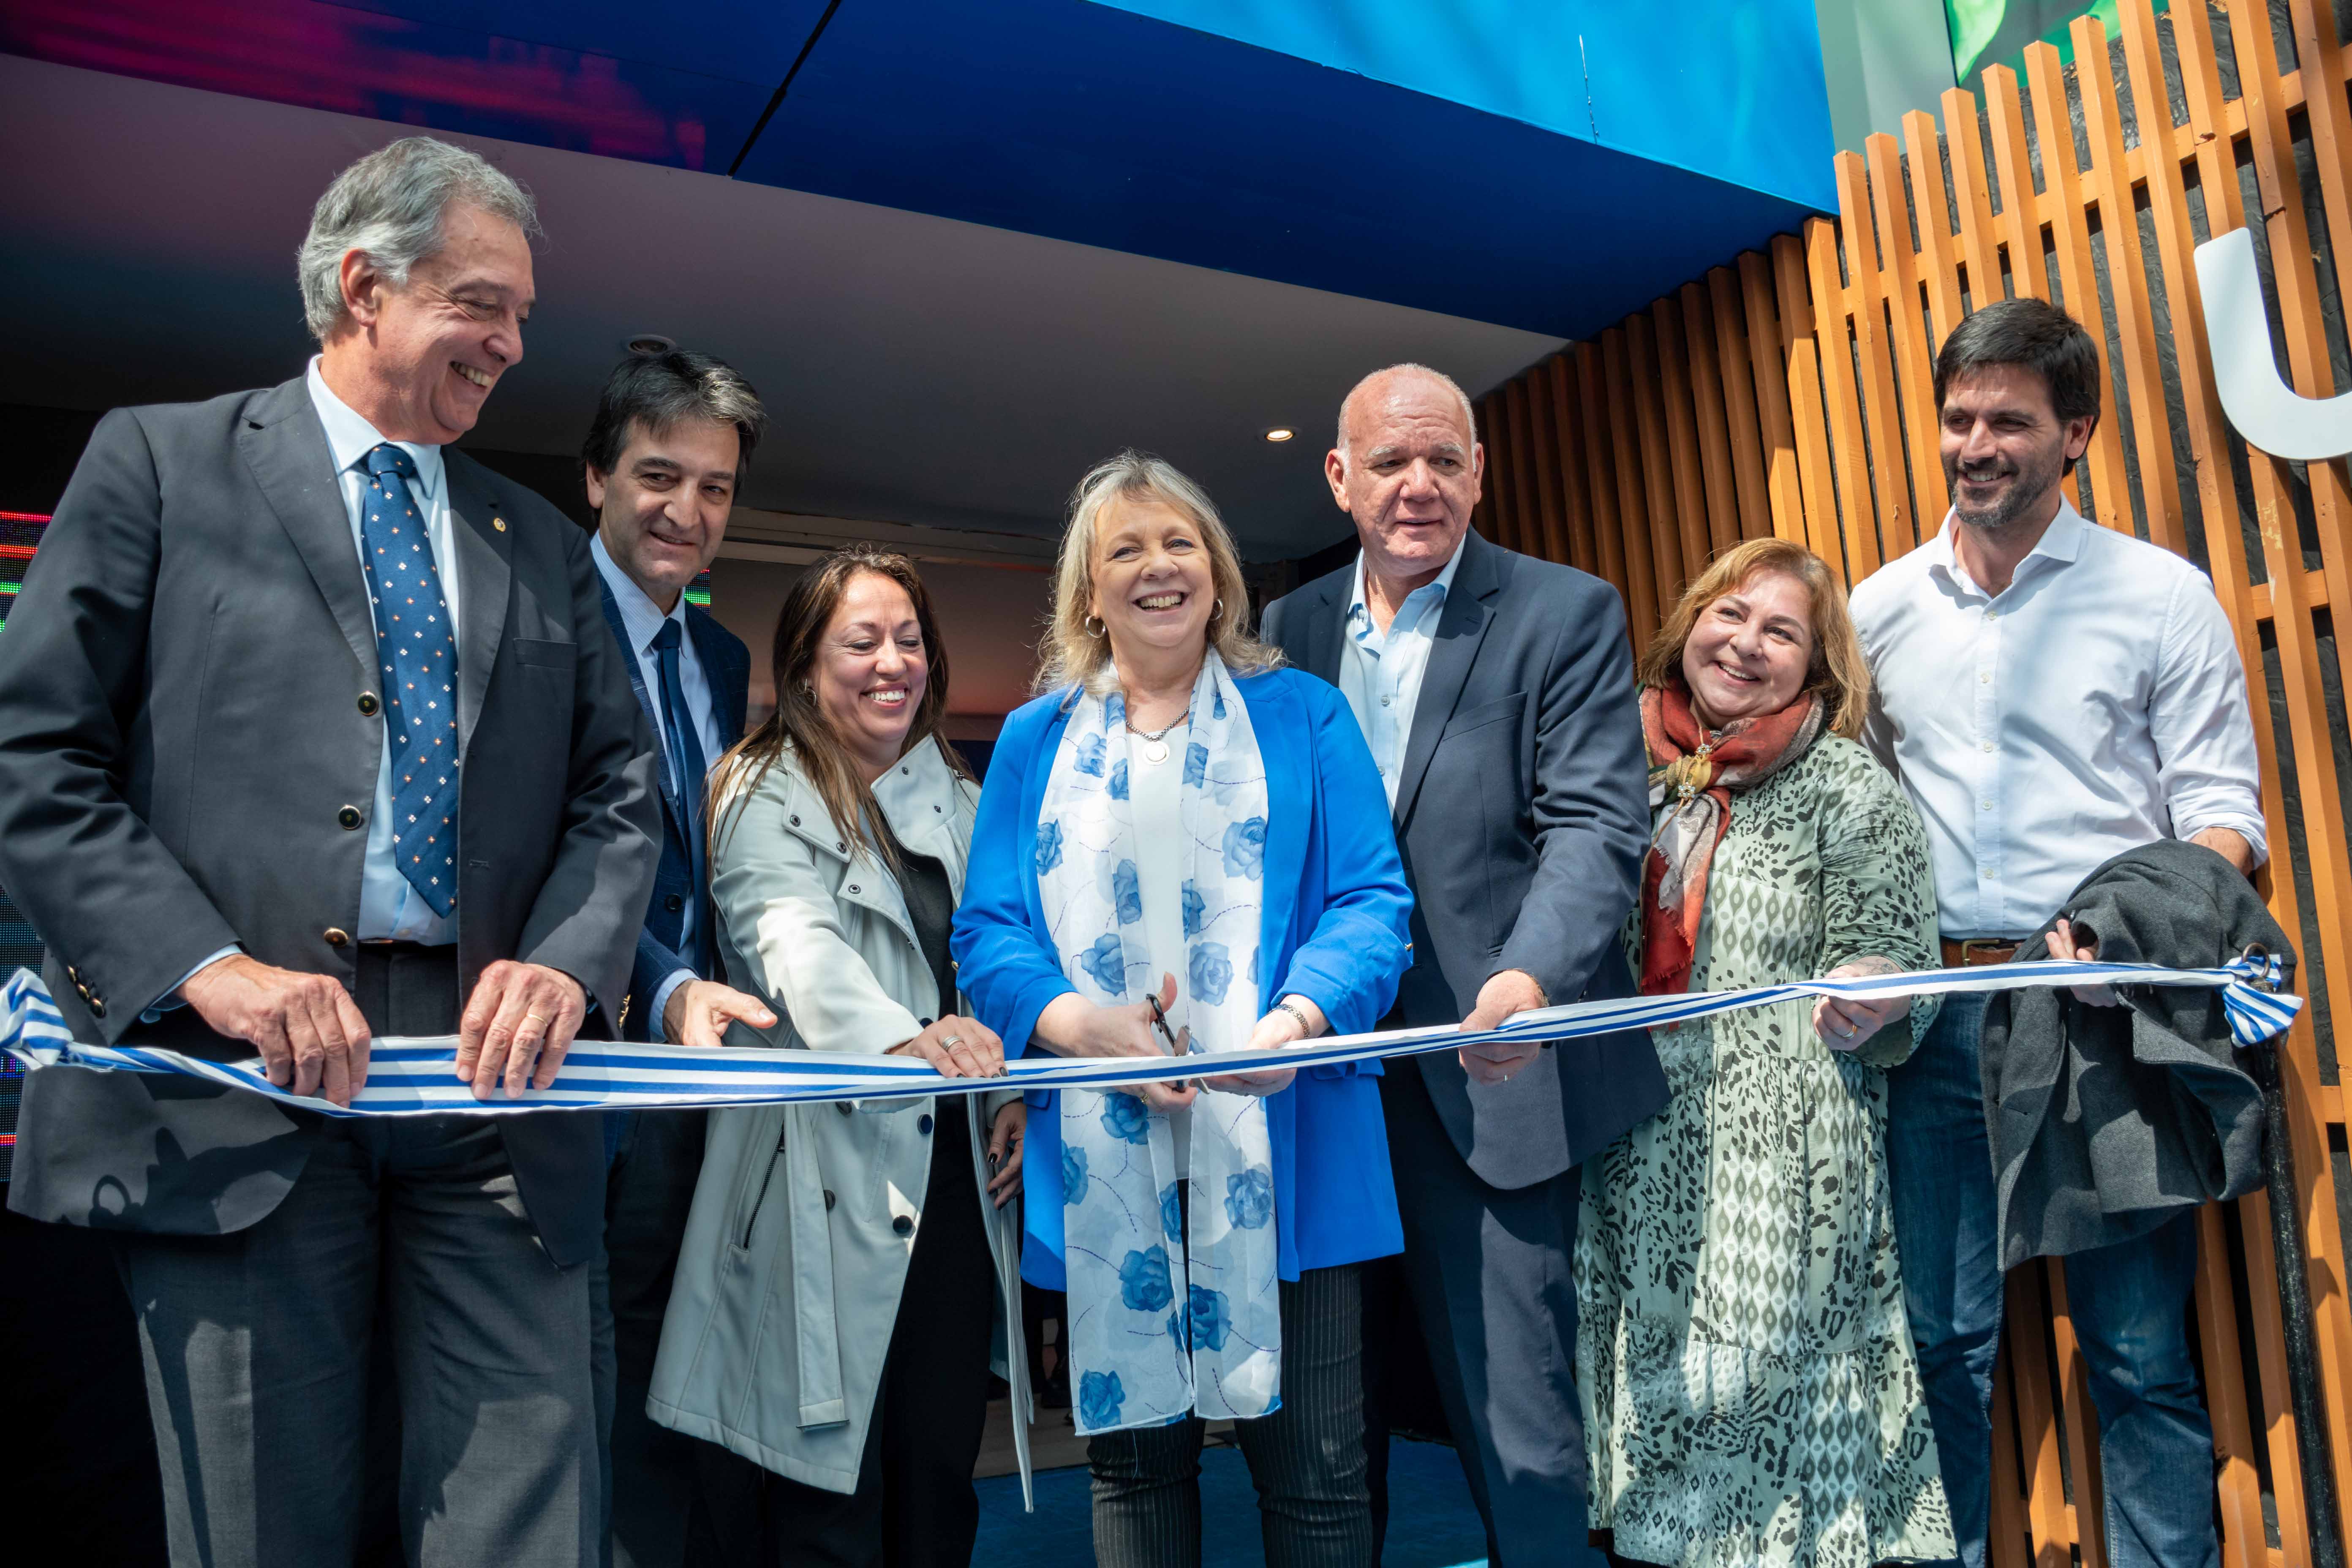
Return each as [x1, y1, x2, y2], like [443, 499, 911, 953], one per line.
[1391, 532, 1501, 827]
[598, 574, 681, 824]
[686, 605, 751, 747]
[241, 379, 376, 682]
[1299, 574, 1345, 686]
[444, 453, 512, 754]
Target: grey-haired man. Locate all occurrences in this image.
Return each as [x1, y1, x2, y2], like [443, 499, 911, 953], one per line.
[0, 137, 660, 1568]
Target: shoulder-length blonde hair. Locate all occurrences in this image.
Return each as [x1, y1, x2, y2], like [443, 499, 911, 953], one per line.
[1637, 537, 1871, 738]
[1034, 451, 1283, 695]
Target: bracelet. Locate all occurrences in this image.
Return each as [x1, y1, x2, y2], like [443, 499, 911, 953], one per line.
[1274, 999, 1315, 1037]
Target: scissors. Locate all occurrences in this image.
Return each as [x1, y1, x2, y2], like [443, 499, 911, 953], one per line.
[1146, 989, 1198, 1092]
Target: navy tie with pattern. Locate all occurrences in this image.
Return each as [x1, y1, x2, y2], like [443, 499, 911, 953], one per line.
[359, 443, 460, 917]
[651, 620, 713, 972]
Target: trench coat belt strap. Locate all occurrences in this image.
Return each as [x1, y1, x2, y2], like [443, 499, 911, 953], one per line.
[1941, 936, 2033, 967]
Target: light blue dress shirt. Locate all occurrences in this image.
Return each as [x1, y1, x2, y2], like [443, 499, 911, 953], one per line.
[591, 531, 727, 1029]
[1335, 539, 1467, 804]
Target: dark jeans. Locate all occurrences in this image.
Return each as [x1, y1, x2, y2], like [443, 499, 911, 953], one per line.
[686, 1098, 994, 1568]
[1886, 989, 2220, 1568]
[1089, 1262, 1372, 1568]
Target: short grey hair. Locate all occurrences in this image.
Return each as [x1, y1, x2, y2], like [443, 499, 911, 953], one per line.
[297, 136, 539, 340]
[1334, 362, 1478, 458]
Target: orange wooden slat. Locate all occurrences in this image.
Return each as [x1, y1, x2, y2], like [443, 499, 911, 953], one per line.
[1600, 327, 1663, 640]
[1903, 106, 1968, 340]
[2196, 1203, 2274, 1568]
[2004, 1269, 2074, 1566]
[1522, 366, 1571, 566]
[1983, 65, 2051, 301]
[2219, 0, 2352, 1521]
[1680, 281, 1743, 556]
[1802, 214, 1880, 581]
[2070, 14, 2186, 555]
[1625, 310, 1690, 611]
[1989, 1360, 2033, 1568]
[1753, 244, 1823, 547]
[1480, 393, 1518, 552]
[2287, 0, 2352, 329]
[1576, 341, 1634, 615]
[2021, 40, 2134, 534]
[2240, 1186, 2319, 1568]
[1652, 297, 1720, 572]
[1706, 266, 1773, 539]
[1842, 144, 1922, 558]
[2044, 1263, 2112, 1568]
[1944, 86, 2006, 308]
[1547, 354, 1601, 577]
[1503, 378, 1541, 558]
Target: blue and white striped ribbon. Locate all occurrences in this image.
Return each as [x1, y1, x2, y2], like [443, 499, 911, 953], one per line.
[0, 955, 2299, 1119]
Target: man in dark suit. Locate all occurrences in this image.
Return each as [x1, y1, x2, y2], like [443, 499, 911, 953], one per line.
[580, 349, 774, 1568]
[0, 137, 660, 1568]
[1261, 363, 1666, 1567]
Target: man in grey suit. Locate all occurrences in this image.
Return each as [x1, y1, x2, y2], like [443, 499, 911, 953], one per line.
[1260, 364, 1666, 1567]
[0, 138, 660, 1568]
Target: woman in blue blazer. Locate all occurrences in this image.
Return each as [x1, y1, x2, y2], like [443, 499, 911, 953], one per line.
[953, 452, 1412, 1567]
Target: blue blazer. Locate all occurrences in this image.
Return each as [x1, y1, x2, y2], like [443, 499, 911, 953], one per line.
[952, 666, 1414, 1285]
[595, 575, 751, 1041]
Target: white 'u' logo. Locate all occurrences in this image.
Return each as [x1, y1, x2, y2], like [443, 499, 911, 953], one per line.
[2194, 228, 2352, 460]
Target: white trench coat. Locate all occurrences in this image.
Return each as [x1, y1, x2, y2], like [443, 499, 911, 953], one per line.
[648, 740, 1031, 1500]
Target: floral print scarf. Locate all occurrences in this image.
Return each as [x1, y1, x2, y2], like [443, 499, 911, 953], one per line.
[1036, 649, 1281, 1435]
[1639, 677, 1823, 995]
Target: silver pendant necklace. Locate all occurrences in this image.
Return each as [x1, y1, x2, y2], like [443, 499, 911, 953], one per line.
[1130, 714, 1182, 765]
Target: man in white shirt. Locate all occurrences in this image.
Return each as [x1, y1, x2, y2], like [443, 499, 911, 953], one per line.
[1851, 299, 2264, 1568]
[579, 349, 776, 1568]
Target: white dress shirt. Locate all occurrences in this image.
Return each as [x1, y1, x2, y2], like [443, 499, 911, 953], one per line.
[1850, 499, 2268, 937]
[308, 359, 462, 946]
[1127, 717, 1193, 1173]
[1337, 538, 1467, 805]
[591, 531, 727, 1029]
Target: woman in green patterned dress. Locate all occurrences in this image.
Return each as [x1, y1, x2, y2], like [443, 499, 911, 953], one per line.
[1576, 538, 1953, 1568]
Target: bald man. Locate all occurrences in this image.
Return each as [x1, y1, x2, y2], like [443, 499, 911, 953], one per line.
[1261, 365, 1665, 1566]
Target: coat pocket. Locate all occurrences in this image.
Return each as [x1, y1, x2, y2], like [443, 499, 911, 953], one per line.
[725, 1107, 789, 1252]
[511, 637, 577, 670]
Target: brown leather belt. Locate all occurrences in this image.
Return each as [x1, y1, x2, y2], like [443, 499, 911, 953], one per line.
[1941, 936, 2030, 967]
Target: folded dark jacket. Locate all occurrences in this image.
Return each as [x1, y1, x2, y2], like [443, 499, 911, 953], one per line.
[1981, 838, 2292, 1267]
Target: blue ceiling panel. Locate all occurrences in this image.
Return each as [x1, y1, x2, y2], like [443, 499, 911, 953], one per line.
[730, 0, 1821, 337]
[1089, 0, 1837, 210]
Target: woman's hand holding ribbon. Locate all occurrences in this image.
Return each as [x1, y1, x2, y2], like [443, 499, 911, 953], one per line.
[1035, 974, 1198, 1112]
[889, 1013, 1005, 1078]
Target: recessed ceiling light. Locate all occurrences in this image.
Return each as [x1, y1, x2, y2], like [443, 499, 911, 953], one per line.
[1264, 427, 1296, 443]
[624, 333, 676, 356]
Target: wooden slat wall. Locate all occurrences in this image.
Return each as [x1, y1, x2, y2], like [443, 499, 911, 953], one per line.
[1473, 5, 2351, 1560]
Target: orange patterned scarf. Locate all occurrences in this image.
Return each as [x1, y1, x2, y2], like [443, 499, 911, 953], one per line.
[1638, 678, 1823, 996]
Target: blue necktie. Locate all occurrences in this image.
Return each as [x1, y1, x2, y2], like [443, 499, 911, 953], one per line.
[358, 444, 460, 918]
[651, 621, 713, 972]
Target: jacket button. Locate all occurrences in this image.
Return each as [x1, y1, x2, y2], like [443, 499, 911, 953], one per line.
[836, 842, 846, 853]
[919, 1018, 933, 1028]
[324, 928, 350, 947]
[89, 997, 106, 1018]
[789, 815, 800, 826]
[835, 1101, 854, 1116]
[823, 1190, 836, 1211]
[357, 692, 380, 716]
[917, 1114, 934, 1135]
[847, 884, 859, 895]
[65, 966, 79, 981]
[664, 894, 684, 913]
[337, 805, 364, 830]
[891, 1214, 914, 1237]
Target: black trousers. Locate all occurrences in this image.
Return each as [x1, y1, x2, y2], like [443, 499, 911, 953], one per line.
[1364, 1061, 1595, 1568]
[595, 1105, 709, 1568]
[687, 1098, 995, 1568]
[1089, 1261, 1373, 1568]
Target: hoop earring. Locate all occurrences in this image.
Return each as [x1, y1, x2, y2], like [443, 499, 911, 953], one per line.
[1213, 597, 1225, 620]
[1085, 615, 1105, 637]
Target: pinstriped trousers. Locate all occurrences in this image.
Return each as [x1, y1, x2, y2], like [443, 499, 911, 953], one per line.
[1088, 1262, 1374, 1568]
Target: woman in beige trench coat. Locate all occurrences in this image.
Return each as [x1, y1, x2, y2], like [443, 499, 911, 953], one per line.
[650, 546, 1030, 1566]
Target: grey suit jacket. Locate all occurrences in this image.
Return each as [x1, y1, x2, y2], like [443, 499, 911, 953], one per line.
[1261, 530, 1668, 1188]
[0, 376, 662, 1267]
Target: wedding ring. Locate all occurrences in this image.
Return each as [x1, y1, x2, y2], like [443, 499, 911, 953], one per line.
[943, 1035, 966, 1050]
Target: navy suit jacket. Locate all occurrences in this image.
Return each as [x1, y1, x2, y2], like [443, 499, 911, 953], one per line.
[1261, 529, 1668, 1189]
[595, 573, 751, 1042]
